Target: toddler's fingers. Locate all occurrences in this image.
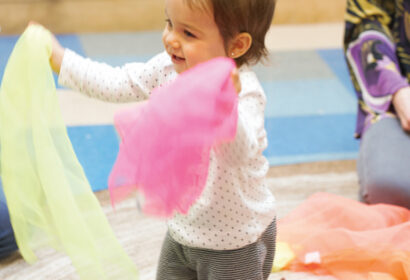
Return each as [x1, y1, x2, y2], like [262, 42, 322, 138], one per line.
[28, 21, 41, 27]
[230, 68, 241, 94]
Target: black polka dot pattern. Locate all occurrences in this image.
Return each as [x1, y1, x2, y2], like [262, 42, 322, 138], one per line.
[168, 69, 276, 250]
[59, 50, 276, 251]
[59, 51, 176, 103]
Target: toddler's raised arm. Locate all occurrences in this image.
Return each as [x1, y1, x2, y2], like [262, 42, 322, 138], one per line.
[215, 70, 268, 167]
[58, 51, 175, 103]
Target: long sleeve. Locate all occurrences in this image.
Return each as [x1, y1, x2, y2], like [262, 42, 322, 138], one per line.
[168, 67, 274, 251]
[343, 0, 409, 136]
[59, 50, 176, 103]
[215, 68, 268, 167]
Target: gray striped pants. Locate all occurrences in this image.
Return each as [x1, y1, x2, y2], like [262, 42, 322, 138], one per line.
[156, 219, 276, 280]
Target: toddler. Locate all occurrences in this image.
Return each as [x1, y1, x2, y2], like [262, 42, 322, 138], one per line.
[50, 0, 277, 279]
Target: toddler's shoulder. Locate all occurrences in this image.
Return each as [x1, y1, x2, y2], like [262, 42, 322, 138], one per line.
[238, 65, 265, 98]
[124, 51, 173, 72]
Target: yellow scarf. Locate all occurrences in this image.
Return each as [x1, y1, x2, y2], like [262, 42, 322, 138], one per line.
[0, 25, 138, 279]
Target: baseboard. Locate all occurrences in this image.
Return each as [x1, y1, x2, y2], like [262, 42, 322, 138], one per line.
[0, 0, 346, 35]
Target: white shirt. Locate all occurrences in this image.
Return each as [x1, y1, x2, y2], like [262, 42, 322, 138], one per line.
[59, 50, 276, 250]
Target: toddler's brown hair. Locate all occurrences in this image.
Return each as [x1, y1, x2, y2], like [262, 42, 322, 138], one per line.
[185, 0, 277, 66]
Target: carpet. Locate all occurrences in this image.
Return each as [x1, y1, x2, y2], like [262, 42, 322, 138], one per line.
[0, 165, 358, 280]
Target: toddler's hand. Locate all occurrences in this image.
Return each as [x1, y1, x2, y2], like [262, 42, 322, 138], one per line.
[230, 68, 241, 94]
[28, 21, 65, 74]
[49, 32, 65, 74]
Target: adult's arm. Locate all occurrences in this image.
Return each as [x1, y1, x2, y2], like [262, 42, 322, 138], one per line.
[344, 0, 410, 131]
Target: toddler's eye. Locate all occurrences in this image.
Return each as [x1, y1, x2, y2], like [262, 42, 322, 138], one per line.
[165, 19, 173, 28]
[184, 30, 196, 38]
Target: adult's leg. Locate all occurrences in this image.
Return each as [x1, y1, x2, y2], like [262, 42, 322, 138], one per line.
[357, 117, 410, 208]
[0, 180, 18, 259]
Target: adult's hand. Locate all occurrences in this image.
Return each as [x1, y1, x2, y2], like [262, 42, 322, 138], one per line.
[392, 86, 410, 132]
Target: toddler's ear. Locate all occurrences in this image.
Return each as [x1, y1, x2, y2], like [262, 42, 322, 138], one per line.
[228, 33, 252, 60]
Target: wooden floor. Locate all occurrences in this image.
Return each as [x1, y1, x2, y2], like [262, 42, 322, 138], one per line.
[268, 159, 356, 177]
[0, 0, 346, 34]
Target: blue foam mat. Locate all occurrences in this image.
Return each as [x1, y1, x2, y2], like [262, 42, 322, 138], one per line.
[1, 32, 360, 191]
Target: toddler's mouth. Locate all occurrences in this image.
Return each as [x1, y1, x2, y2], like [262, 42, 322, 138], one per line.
[172, 54, 185, 63]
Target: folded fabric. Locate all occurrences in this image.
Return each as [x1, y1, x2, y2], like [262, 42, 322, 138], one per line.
[277, 192, 410, 280]
[108, 57, 238, 217]
[0, 25, 138, 279]
[272, 242, 295, 272]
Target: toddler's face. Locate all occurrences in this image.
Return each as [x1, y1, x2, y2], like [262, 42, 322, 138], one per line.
[162, 0, 228, 73]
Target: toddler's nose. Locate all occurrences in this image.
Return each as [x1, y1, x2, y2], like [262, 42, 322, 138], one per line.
[165, 32, 180, 50]
[167, 39, 180, 51]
